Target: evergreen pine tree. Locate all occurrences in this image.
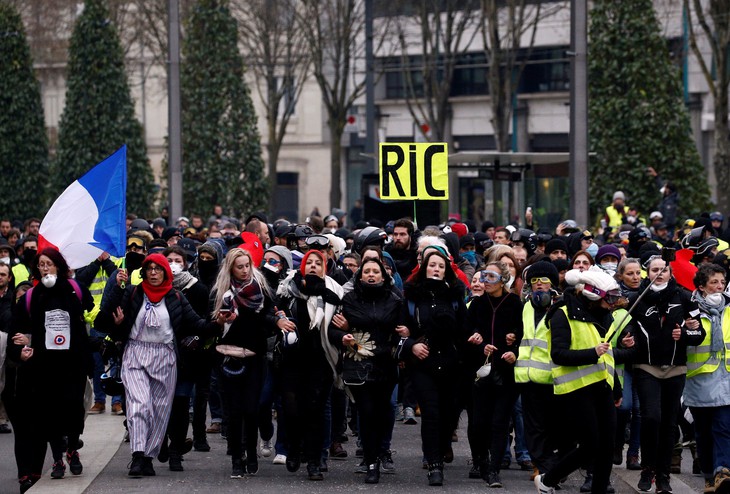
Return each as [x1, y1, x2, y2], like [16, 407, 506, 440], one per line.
[181, 0, 267, 218]
[588, 0, 711, 221]
[53, 0, 154, 217]
[0, 2, 49, 220]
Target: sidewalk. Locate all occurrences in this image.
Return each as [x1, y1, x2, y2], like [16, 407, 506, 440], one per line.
[31, 411, 125, 494]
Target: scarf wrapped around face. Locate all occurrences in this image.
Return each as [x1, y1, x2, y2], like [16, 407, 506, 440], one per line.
[693, 290, 728, 354]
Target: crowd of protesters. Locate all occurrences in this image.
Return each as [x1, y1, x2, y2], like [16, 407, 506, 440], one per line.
[1, 195, 730, 494]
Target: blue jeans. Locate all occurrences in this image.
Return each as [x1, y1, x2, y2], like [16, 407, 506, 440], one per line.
[90, 328, 121, 405]
[505, 396, 531, 462]
[618, 370, 641, 456]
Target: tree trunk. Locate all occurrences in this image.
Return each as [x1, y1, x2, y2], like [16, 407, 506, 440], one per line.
[329, 120, 343, 210]
[267, 131, 280, 215]
[715, 85, 730, 212]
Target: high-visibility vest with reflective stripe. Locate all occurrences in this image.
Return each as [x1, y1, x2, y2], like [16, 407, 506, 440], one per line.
[12, 263, 30, 284]
[515, 302, 553, 385]
[551, 306, 615, 395]
[687, 309, 730, 377]
[605, 206, 629, 229]
[84, 266, 109, 325]
[608, 308, 632, 388]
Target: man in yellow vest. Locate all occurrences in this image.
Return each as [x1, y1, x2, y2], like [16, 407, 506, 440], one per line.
[516, 261, 562, 481]
[535, 268, 635, 494]
[604, 191, 630, 230]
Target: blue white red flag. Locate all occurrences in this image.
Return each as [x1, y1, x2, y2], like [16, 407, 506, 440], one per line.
[39, 145, 127, 269]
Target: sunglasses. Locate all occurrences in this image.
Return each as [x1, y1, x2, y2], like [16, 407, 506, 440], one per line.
[264, 258, 281, 266]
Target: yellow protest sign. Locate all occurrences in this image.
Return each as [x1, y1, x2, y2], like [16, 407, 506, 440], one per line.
[379, 143, 449, 200]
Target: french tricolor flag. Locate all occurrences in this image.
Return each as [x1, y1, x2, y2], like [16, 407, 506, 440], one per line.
[39, 145, 127, 269]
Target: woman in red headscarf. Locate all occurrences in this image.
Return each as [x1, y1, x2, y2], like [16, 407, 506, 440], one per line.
[98, 253, 229, 478]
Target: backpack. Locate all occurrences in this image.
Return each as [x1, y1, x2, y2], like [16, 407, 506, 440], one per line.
[25, 278, 83, 314]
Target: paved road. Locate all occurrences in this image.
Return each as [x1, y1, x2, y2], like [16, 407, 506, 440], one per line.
[0, 408, 708, 493]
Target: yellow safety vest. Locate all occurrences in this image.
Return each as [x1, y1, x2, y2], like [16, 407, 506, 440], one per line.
[605, 206, 629, 229]
[687, 309, 730, 378]
[515, 303, 553, 385]
[83, 256, 122, 326]
[608, 308, 632, 388]
[551, 306, 615, 395]
[12, 263, 30, 284]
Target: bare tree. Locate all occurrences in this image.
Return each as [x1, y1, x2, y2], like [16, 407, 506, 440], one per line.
[233, 0, 311, 214]
[297, 0, 389, 210]
[480, 0, 566, 151]
[392, 1, 480, 143]
[683, 0, 730, 211]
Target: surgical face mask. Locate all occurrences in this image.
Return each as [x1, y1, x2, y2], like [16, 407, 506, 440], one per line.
[41, 274, 57, 288]
[705, 293, 724, 306]
[263, 262, 279, 273]
[531, 290, 552, 308]
[505, 277, 514, 291]
[586, 243, 599, 258]
[0, 257, 9, 265]
[650, 282, 668, 292]
[169, 262, 183, 276]
[660, 186, 667, 195]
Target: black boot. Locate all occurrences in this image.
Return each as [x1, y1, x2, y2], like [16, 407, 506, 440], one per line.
[142, 456, 156, 476]
[169, 453, 183, 472]
[365, 461, 380, 484]
[286, 453, 301, 473]
[128, 451, 144, 477]
[307, 461, 324, 480]
[469, 457, 482, 479]
[427, 462, 444, 486]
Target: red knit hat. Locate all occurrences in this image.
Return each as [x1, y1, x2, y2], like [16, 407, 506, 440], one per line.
[300, 249, 327, 276]
[451, 222, 468, 238]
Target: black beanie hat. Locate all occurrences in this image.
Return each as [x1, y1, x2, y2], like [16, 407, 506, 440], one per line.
[524, 261, 559, 287]
[545, 238, 569, 255]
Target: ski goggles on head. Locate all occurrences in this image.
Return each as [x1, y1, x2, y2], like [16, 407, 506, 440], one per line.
[480, 270, 502, 284]
[126, 236, 146, 251]
[305, 235, 330, 249]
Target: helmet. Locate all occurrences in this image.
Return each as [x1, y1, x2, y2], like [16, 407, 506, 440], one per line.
[100, 363, 124, 396]
[559, 219, 580, 234]
[353, 226, 388, 254]
[294, 224, 314, 238]
[680, 226, 707, 250]
[510, 228, 537, 256]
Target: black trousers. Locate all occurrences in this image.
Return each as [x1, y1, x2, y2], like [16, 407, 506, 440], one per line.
[410, 368, 460, 464]
[350, 381, 396, 465]
[281, 354, 333, 465]
[633, 369, 685, 476]
[221, 357, 264, 459]
[543, 382, 616, 494]
[520, 382, 568, 474]
[471, 379, 518, 472]
[191, 350, 214, 441]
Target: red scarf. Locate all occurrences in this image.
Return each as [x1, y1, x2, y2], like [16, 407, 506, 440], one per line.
[140, 253, 173, 303]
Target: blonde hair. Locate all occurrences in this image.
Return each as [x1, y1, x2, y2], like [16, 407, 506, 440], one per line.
[211, 248, 270, 316]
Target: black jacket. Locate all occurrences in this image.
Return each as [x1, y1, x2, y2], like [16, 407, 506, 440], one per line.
[628, 278, 704, 366]
[329, 281, 403, 384]
[211, 287, 277, 358]
[399, 278, 470, 375]
[466, 291, 523, 385]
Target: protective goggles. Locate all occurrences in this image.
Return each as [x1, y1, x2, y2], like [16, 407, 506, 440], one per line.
[530, 277, 552, 285]
[480, 270, 502, 284]
[126, 236, 146, 251]
[305, 235, 330, 249]
[584, 284, 623, 305]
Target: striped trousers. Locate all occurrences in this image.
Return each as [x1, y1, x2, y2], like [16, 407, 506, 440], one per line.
[122, 339, 177, 457]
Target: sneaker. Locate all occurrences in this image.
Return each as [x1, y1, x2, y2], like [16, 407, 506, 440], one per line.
[261, 440, 273, 458]
[66, 450, 83, 475]
[247, 456, 259, 475]
[534, 474, 556, 494]
[627, 454, 642, 470]
[404, 407, 418, 425]
[638, 468, 655, 492]
[355, 460, 367, 473]
[580, 473, 593, 493]
[380, 450, 395, 473]
[285, 454, 300, 472]
[307, 462, 323, 481]
[487, 471, 502, 488]
[206, 422, 221, 434]
[231, 457, 245, 478]
[656, 472, 672, 493]
[395, 405, 405, 422]
[111, 403, 123, 415]
[427, 463, 444, 487]
[0, 423, 11, 433]
[128, 452, 144, 477]
[19, 476, 33, 493]
[365, 463, 380, 484]
[51, 460, 65, 479]
[273, 453, 287, 465]
[469, 458, 481, 479]
[715, 467, 730, 494]
[88, 402, 105, 414]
